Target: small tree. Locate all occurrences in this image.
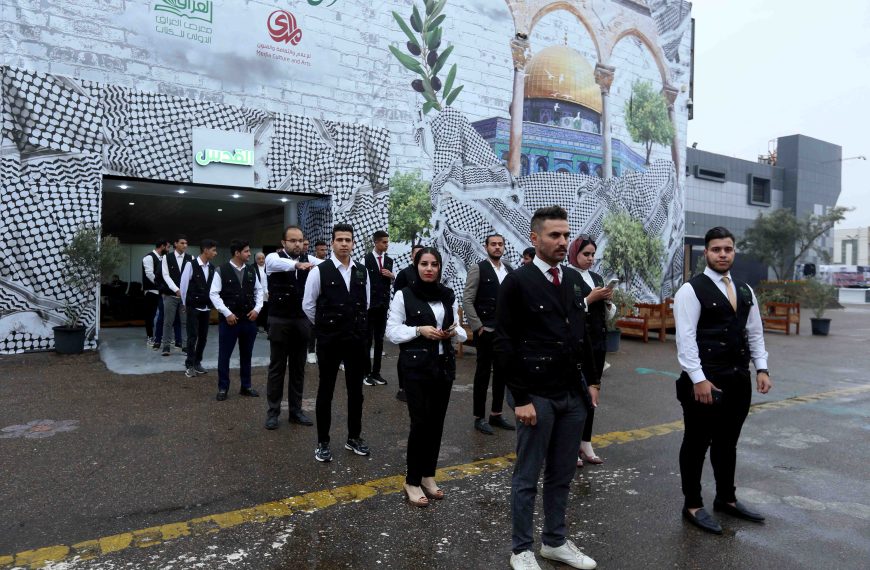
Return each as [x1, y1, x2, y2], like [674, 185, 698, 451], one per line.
[740, 206, 850, 280]
[801, 278, 838, 320]
[388, 170, 433, 243]
[601, 210, 665, 295]
[61, 225, 125, 328]
[625, 80, 675, 165]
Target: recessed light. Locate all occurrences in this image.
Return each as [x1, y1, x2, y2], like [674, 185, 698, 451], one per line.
[119, 184, 129, 190]
[280, 198, 289, 203]
[217, 208, 223, 212]
[176, 189, 187, 194]
[231, 193, 241, 199]
[128, 202, 135, 205]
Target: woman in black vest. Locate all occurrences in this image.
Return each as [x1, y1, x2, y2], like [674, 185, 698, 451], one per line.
[567, 236, 615, 467]
[386, 247, 466, 508]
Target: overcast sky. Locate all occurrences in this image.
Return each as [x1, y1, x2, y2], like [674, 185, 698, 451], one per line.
[687, 0, 870, 228]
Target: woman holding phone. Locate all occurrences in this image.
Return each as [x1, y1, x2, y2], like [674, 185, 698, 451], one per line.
[386, 247, 466, 507]
[568, 235, 616, 466]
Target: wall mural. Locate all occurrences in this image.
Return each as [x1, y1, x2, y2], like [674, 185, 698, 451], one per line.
[0, 0, 692, 353]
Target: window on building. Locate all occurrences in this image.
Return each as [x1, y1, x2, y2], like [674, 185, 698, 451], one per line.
[536, 157, 548, 172]
[748, 175, 771, 206]
[694, 165, 726, 182]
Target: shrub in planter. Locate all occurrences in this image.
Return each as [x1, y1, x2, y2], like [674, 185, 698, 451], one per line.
[605, 288, 637, 352]
[800, 278, 838, 336]
[53, 225, 124, 353]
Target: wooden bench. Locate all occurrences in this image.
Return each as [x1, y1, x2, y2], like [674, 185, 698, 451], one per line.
[616, 315, 650, 343]
[616, 299, 675, 343]
[762, 302, 800, 335]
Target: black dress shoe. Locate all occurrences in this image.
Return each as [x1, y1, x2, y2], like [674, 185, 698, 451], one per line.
[239, 387, 260, 397]
[265, 416, 279, 430]
[289, 412, 314, 426]
[489, 415, 516, 431]
[216, 391, 228, 401]
[682, 507, 723, 534]
[714, 500, 765, 522]
[474, 418, 495, 435]
[395, 389, 407, 402]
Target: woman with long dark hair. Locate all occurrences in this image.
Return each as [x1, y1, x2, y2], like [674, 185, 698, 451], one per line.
[567, 235, 615, 467]
[386, 247, 466, 507]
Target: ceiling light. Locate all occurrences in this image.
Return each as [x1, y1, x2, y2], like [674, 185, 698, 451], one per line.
[128, 202, 135, 205]
[280, 198, 289, 203]
[231, 193, 241, 199]
[217, 208, 223, 212]
[176, 189, 187, 194]
[119, 184, 129, 190]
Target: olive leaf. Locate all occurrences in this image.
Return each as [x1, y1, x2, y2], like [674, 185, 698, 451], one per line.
[426, 26, 442, 50]
[423, 101, 439, 114]
[429, 14, 446, 30]
[392, 11, 419, 49]
[411, 5, 423, 33]
[389, 45, 424, 75]
[443, 63, 457, 97]
[431, 44, 453, 76]
[429, 0, 448, 21]
[444, 84, 463, 106]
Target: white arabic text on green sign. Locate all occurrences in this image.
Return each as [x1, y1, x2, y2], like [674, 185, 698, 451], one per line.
[195, 148, 254, 167]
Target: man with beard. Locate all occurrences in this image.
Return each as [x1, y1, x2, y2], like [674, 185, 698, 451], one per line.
[674, 226, 771, 534]
[464, 234, 515, 435]
[264, 226, 322, 429]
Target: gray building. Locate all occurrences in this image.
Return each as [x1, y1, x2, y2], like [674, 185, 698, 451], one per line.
[684, 134, 842, 285]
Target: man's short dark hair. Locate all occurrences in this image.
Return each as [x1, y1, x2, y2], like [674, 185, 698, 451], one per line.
[530, 206, 568, 233]
[485, 234, 504, 246]
[200, 238, 218, 251]
[372, 230, 389, 241]
[332, 223, 354, 240]
[229, 239, 249, 256]
[282, 225, 302, 240]
[522, 247, 536, 259]
[314, 240, 327, 247]
[704, 226, 735, 247]
[411, 243, 424, 251]
[174, 234, 188, 243]
[155, 239, 169, 249]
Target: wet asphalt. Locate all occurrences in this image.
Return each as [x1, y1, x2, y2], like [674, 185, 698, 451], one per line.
[1, 305, 868, 569]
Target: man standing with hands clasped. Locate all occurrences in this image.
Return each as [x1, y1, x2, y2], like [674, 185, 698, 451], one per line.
[495, 206, 599, 570]
[674, 226, 771, 535]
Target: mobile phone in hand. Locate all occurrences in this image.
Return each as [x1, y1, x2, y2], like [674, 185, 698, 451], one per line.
[606, 278, 619, 289]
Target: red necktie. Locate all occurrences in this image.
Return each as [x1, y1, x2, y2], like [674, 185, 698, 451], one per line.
[548, 267, 560, 286]
[377, 255, 383, 270]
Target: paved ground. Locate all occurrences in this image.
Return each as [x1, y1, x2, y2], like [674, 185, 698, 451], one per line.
[1, 306, 869, 569]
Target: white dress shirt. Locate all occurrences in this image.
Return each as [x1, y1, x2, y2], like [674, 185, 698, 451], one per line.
[570, 266, 617, 319]
[488, 258, 509, 284]
[674, 266, 769, 383]
[257, 264, 269, 299]
[532, 255, 563, 283]
[302, 254, 371, 324]
[208, 260, 265, 318]
[142, 250, 161, 295]
[179, 256, 212, 311]
[161, 250, 188, 293]
[264, 250, 323, 276]
[386, 290, 467, 354]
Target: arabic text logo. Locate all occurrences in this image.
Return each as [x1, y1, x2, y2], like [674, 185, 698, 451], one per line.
[155, 0, 214, 24]
[268, 10, 302, 45]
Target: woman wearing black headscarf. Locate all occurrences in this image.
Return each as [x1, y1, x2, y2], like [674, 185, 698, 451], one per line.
[386, 247, 466, 508]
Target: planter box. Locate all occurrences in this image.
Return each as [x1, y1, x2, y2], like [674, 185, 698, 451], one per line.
[53, 326, 86, 354]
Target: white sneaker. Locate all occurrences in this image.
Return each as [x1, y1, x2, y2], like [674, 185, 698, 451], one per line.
[339, 363, 345, 371]
[510, 550, 542, 570]
[306, 353, 317, 364]
[603, 361, 611, 372]
[540, 540, 596, 569]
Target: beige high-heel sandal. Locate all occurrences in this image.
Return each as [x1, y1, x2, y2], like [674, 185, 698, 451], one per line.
[421, 479, 444, 500]
[403, 484, 429, 508]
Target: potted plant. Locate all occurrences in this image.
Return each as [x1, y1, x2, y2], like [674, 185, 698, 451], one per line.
[604, 287, 637, 352]
[53, 225, 124, 354]
[801, 278, 838, 336]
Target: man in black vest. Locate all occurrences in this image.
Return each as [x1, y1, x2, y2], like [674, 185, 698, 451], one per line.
[160, 234, 193, 356]
[302, 223, 371, 463]
[209, 240, 264, 401]
[495, 206, 598, 570]
[264, 225, 323, 429]
[180, 239, 218, 378]
[392, 243, 423, 402]
[142, 238, 169, 348]
[363, 230, 394, 386]
[463, 233, 515, 435]
[306, 240, 331, 364]
[674, 226, 771, 534]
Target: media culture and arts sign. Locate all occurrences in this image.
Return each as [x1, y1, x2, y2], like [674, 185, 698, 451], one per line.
[256, 10, 312, 68]
[154, 0, 214, 44]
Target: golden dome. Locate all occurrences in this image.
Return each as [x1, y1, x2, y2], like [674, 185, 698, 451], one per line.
[524, 45, 602, 114]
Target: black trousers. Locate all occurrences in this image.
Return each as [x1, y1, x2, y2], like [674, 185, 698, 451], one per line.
[364, 306, 388, 376]
[472, 329, 505, 418]
[144, 292, 160, 338]
[184, 309, 210, 367]
[676, 369, 752, 509]
[316, 338, 366, 444]
[403, 355, 454, 486]
[581, 348, 607, 442]
[257, 302, 270, 330]
[267, 318, 311, 418]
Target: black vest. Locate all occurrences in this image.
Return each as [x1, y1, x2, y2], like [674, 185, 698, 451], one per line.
[688, 273, 753, 373]
[315, 260, 368, 343]
[399, 287, 456, 362]
[365, 252, 394, 309]
[185, 261, 215, 310]
[162, 252, 192, 294]
[576, 269, 607, 350]
[142, 252, 163, 292]
[393, 266, 417, 293]
[473, 260, 512, 328]
[219, 262, 257, 317]
[268, 251, 309, 319]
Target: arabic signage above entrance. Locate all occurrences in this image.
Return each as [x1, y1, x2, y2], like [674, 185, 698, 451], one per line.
[191, 128, 255, 187]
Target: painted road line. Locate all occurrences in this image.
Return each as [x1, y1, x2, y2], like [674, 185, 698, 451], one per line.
[3, 383, 869, 569]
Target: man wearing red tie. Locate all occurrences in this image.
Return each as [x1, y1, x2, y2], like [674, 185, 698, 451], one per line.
[363, 230, 394, 386]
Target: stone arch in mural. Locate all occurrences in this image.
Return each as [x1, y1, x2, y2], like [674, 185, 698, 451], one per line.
[526, 1, 603, 62]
